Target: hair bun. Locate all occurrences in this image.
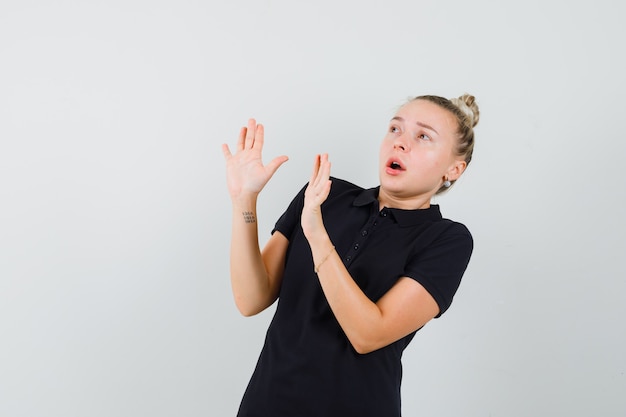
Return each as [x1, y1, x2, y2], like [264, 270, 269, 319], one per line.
[451, 94, 480, 128]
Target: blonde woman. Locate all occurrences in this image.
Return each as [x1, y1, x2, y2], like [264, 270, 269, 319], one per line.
[222, 94, 479, 417]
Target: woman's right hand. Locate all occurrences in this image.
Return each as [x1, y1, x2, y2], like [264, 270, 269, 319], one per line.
[222, 119, 289, 202]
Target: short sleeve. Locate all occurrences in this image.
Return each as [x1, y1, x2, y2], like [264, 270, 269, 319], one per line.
[404, 222, 473, 317]
[271, 183, 308, 240]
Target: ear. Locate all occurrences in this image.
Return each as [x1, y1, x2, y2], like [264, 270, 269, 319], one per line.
[446, 160, 467, 181]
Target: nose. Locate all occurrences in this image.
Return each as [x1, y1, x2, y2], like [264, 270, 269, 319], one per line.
[393, 134, 409, 152]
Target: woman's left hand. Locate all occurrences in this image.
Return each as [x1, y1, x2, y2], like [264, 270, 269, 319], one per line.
[301, 154, 332, 240]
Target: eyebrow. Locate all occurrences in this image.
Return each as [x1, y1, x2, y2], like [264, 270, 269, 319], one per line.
[391, 116, 439, 135]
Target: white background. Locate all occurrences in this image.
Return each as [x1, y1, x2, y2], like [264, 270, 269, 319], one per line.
[1, 1, 625, 416]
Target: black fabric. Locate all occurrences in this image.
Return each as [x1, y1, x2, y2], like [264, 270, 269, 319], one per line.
[237, 178, 473, 417]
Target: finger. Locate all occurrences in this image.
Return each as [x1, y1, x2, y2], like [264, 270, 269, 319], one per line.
[318, 177, 332, 201]
[252, 123, 264, 150]
[320, 154, 331, 182]
[265, 155, 289, 177]
[313, 154, 330, 188]
[221, 143, 233, 159]
[236, 127, 246, 152]
[316, 155, 332, 200]
[244, 118, 256, 149]
[309, 154, 321, 186]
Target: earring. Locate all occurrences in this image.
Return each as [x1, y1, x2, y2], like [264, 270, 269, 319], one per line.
[443, 179, 451, 188]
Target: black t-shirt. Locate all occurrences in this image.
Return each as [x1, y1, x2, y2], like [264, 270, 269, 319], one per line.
[237, 178, 473, 417]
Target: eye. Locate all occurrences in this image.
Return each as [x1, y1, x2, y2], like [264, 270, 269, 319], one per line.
[418, 133, 431, 141]
[389, 125, 400, 133]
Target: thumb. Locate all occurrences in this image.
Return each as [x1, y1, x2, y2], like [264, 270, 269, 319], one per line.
[221, 143, 233, 159]
[265, 155, 289, 176]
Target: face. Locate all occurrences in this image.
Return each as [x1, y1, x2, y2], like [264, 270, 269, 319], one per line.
[378, 99, 466, 209]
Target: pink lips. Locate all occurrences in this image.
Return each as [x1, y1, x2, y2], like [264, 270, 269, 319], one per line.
[385, 158, 405, 175]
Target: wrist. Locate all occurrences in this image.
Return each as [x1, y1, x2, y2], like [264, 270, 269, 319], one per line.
[314, 245, 335, 273]
[303, 221, 328, 242]
[306, 229, 332, 251]
[231, 193, 259, 210]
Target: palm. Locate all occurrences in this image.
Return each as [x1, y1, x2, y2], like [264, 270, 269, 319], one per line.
[301, 153, 332, 238]
[222, 119, 288, 200]
[226, 147, 274, 195]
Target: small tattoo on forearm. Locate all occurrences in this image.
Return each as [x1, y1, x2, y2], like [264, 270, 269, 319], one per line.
[242, 211, 256, 224]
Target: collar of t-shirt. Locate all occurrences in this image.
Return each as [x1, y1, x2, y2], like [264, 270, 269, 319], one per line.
[352, 186, 443, 226]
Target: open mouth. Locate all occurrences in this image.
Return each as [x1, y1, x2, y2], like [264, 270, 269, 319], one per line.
[387, 159, 404, 171]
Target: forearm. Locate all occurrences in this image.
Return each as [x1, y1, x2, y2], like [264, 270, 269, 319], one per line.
[307, 231, 384, 353]
[222, 118, 290, 316]
[229, 198, 277, 316]
[300, 154, 384, 352]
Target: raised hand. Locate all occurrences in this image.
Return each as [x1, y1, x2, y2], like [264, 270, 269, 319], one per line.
[222, 119, 289, 202]
[301, 153, 332, 239]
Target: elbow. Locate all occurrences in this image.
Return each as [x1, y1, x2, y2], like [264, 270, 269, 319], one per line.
[235, 301, 262, 317]
[349, 335, 382, 355]
[352, 343, 379, 355]
[344, 322, 387, 354]
[238, 308, 257, 318]
[234, 295, 274, 317]
[353, 345, 375, 355]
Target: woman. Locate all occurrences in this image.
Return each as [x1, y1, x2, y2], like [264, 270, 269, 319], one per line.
[222, 94, 479, 417]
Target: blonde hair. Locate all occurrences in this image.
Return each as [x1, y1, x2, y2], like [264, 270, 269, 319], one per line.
[412, 93, 479, 194]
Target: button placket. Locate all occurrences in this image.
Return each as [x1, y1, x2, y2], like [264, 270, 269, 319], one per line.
[343, 212, 380, 265]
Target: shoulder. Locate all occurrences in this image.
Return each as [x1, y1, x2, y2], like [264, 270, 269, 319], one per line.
[433, 218, 473, 251]
[440, 218, 472, 239]
[406, 212, 473, 259]
[427, 205, 472, 240]
[426, 218, 474, 271]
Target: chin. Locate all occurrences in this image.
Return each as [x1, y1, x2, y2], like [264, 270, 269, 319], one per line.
[379, 176, 405, 193]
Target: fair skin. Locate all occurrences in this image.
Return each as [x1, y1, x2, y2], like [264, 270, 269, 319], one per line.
[222, 99, 467, 353]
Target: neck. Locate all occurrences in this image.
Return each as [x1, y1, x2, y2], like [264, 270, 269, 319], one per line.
[377, 188, 432, 210]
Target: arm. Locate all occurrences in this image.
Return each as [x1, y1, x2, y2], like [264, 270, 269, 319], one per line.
[222, 119, 289, 316]
[301, 154, 440, 354]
